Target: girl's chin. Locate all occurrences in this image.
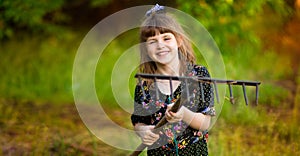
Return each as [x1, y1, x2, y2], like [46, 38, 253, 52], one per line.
[152, 55, 178, 66]
[155, 60, 172, 65]
[154, 56, 172, 63]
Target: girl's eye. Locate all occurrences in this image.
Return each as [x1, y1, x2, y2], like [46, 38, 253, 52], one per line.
[164, 37, 171, 41]
[148, 40, 156, 44]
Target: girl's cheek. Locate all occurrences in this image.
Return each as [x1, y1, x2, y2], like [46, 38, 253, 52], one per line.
[147, 47, 156, 54]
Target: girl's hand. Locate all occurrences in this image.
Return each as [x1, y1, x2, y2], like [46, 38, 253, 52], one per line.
[165, 103, 184, 123]
[135, 124, 159, 145]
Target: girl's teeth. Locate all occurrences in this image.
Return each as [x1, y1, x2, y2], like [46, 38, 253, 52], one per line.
[157, 51, 168, 56]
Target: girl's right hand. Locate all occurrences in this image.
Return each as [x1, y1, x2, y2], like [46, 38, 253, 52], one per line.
[135, 124, 159, 145]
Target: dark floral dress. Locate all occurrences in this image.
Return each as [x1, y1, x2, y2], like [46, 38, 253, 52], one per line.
[131, 65, 216, 156]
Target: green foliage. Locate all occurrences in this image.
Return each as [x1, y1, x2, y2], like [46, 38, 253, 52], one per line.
[0, 0, 67, 39]
[175, 0, 291, 54]
[0, 0, 113, 40]
[90, 0, 112, 7]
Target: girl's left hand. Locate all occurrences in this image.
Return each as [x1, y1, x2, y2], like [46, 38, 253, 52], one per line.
[165, 103, 184, 123]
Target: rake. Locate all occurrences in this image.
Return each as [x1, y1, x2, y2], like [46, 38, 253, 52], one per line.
[130, 73, 261, 156]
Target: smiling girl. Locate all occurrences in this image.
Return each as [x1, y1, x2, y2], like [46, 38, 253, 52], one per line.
[131, 4, 215, 156]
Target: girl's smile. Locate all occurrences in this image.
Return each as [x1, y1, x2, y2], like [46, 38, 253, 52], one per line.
[156, 50, 169, 56]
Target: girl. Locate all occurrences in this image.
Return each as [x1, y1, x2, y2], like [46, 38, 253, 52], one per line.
[131, 4, 216, 156]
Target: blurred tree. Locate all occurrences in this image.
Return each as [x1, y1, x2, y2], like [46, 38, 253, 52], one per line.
[90, 0, 111, 7]
[0, 0, 114, 40]
[175, 0, 292, 54]
[0, 0, 67, 39]
[0, 0, 292, 42]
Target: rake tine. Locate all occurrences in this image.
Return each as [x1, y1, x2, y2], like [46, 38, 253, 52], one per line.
[138, 76, 146, 100]
[255, 83, 259, 105]
[242, 83, 248, 105]
[213, 81, 220, 103]
[184, 79, 190, 102]
[228, 83, 234, 104]
[154, 77, 159, 101]
[199, 82, 205, 103]
[169, 77, 173, 98]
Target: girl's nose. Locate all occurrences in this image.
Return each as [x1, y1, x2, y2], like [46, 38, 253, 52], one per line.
[157, 40, 165, 49]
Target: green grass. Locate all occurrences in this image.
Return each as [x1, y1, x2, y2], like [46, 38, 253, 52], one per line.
[0, 33, 77, 104]
[0, 29, 299, 155]
[209, 102, 300, 155]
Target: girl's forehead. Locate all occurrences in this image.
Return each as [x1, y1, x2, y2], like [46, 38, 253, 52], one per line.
[147, 32, 175, 40]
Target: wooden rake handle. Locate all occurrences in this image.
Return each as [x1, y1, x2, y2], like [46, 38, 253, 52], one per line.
[130, 97, 184, 156]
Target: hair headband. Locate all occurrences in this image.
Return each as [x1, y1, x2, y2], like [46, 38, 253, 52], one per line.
[145, 4, 165, 17]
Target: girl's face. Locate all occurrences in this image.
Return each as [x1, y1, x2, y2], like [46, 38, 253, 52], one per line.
[146, 32, 180, 66]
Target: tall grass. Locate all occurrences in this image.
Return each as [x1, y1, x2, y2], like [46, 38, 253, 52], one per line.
[0, 33, 78, 104]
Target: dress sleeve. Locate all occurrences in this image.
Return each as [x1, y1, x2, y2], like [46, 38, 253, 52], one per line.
[131, 83, 152, 126]
[195, 66, 216, 116]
